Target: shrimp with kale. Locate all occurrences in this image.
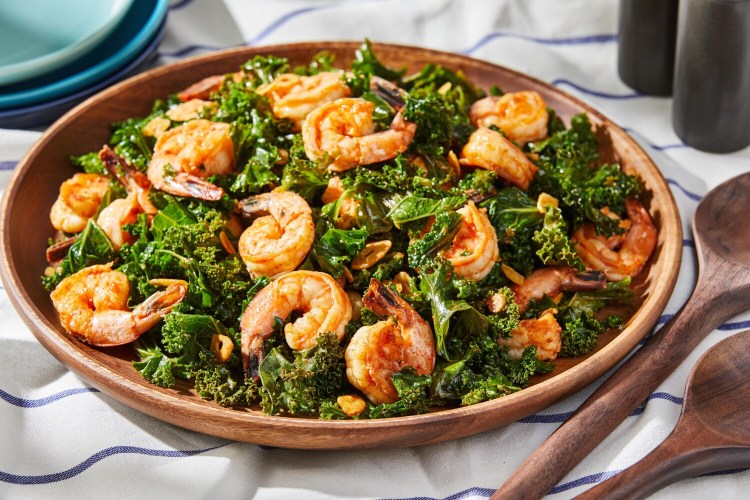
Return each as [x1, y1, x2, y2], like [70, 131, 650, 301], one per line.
[50, 264, 186, 346]
[441, 201, 499, 281]
[240, 270, 352, 380]
[469, 90, 549, 144]
[345, 280, 435, 404]
[302, 97, 417, 171]
[459, 127, 538, 190]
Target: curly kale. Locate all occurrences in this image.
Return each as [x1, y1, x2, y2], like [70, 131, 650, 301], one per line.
[259, 331, 346, 416]
[530, 113, 642, 234]
[193, 351, 258, 407]
[42, 220, 115, 291]
[533, 203, 584, 270]
[366, 369, 432, 418]
[407, 212, 463, 271]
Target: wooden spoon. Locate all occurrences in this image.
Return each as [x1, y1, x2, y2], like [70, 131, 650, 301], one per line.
[493, 172, 750, 499]
[576, 329, 750, 499]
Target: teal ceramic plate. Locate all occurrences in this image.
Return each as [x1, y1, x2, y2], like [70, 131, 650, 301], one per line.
[0, 0, 168, 110]
[0, 0, 134, 85]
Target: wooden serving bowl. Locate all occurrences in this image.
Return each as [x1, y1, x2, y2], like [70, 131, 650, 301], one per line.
[0, 42, 682, 449]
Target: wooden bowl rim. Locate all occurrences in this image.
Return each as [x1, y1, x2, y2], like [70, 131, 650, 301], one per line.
[0, 41, 683, 449]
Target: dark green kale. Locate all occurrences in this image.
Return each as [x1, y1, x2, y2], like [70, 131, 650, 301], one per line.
[529, 113, 642, 234]
[366, 368, 432, 418]
[43, 220, 116, 291]
[280, 136, 330, 202]
[259, 331, 346, 416]
[387, 194, 466, 227]
[242, 55, 290, 86]
[311, 227, 368, 277]
[133, 343, 176, 387]
[70, 151, 106, 174]
[350, 39, 406, 84]
[294, 50, 336, 75]
[532, 203, 584, 270]
[458, 170, 498, 197]
[193, 351, 258, 407]
[407, 212, 463, 271]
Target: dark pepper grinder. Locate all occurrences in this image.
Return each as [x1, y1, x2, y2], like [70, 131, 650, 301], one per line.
[618, 0, 680, 96]
[672, 0, 750, 153]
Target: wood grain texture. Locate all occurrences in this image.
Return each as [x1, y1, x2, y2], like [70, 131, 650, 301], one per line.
[0, 42, 683, 450]
[493, 172, 750, 498]
[577, 330, 750, 499]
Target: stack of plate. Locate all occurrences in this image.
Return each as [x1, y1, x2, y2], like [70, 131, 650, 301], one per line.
[0, 0, 169, 129]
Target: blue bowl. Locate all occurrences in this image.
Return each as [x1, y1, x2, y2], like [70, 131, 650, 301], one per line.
[0, 17, 167, 129]
[0, 0, 169, 110]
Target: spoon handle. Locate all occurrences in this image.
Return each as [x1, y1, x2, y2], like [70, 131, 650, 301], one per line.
[492, 263, 735, 500]
[575, 415, 750, 499]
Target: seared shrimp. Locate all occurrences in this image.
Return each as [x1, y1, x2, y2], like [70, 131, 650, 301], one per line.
[237, 191, 315, 277]
[572, 198, 657, 281]
[441, 201, 499, 281]
[302, 97, 417, 171]
[240, 270, 352, 379]
[166, 99, 217, 122]
[345, 280, 435, 404]
[147, 119, 234, 200]
[50, 173, 110, 234]
[469, 90, 549, 144]
[498, 309, 562, 361]
[512, 266, 606, 314]
[459, 127, 538, 190]
[96, 146, 157, 249]
[257, 71, 351, 130]
[50, 264, 186, 346]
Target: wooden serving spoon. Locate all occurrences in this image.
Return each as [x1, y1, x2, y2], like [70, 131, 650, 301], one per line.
[576, 329, 750, 498]
[493, 172, 750, 500]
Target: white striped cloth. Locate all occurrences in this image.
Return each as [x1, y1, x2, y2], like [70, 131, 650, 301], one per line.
[1, 0, 749, 498]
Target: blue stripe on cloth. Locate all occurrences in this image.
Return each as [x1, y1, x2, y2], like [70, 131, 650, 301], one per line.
[462, 33, 617, 54]
[548, 470, 623, 494]
[0, 161, 17, 171]
[666, 178, 703, 201]
[518, 391, 683, 424]
[380, 486, 495, 500]
[0, 387, 100, 408]
[551, 79, 642, 99]
[684, 239, 695, 248]
[658, 314, 750, 332]
[651, 142, 687, 151]
[0, 445, 226, 484]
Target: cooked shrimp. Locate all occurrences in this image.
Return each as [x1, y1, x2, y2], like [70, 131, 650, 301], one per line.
[459, 127, 538, 190]
[512, 266, 606, 314]
[469, 90, 549, 144]
[441, 201, 499, 281]
[240, 270, 352, 379]
[50, 264, 186, 346]
[321, 176, 360, 229]
[302, 97, 417, 171]
[498, 308, 562, 361]
[50, 173, 110, 234]
[345, 280, 435, 404]
[147, 119, 233, 201]
[257, 71, 351, 130]
[166, 99, 217, 122]
[237, 191, 315, 278]
[96, 146, 157, 249]
[572, 198, 657, 281]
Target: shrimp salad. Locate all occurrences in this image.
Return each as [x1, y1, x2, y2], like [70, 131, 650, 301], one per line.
[42, 42, 656, 419]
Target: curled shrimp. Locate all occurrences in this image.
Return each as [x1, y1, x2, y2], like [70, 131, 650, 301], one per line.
[95, 146, 157, 250]
[498, 308, 562, 361]
[257, 72, 351, 130]
[237, 191, 315, 278]
[147, 119, 234, 201]
[511, 266, 606, 314]
[572, 198, 657, 281]
[50, 173, 110, 234]
[166, 99, 217, 122]
[240, 270, 352, 379]
[302, 97, 417, 171]
[441, 201, 499, 281]
[50, 264, 187, 346]
[469, 90, 549, 144]
[345, 280, 435, 404]
[459, 127, 538, 190]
